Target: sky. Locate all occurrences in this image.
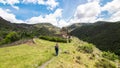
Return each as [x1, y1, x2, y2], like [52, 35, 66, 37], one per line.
[0, 0, 120, 27]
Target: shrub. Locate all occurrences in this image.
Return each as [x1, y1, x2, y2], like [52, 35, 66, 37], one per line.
[76, 44, 93, 53]
[102, 51, 118, 61]
[95, 59, 116, 68]
[19, 32, 34, 39]
[0, 32, 20, 45]
[39, 36, 68, 43]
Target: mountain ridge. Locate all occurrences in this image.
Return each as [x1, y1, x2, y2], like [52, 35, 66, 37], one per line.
[0, 17, 60, 45]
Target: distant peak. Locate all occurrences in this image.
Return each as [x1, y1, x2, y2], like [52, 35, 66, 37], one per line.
[0, 17, 6, 21]
[0, 16, 3, 19]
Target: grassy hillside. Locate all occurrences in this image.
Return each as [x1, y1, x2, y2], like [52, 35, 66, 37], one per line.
[46, 38, 117, 68]
[0, 38, 55, 68]
[0, 17, 60, 46]
[0, 37, 118, 68]
[70, 22, 120, 55]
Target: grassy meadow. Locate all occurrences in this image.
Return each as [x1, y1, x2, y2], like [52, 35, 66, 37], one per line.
[0, 37, 118, 68]
[0, 38, 55, 68]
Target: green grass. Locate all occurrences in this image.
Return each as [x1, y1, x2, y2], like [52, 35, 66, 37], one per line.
[0, 37, 117, 68]
[0, 38, 55, 68]
[46, 38, 117, 68]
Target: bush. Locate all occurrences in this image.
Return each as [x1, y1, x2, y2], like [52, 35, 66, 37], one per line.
[76, 44, 93, 53]
[39, 36, 68, 43]
[19, 32, 34, 39]
[95, 59, 116, 68]
[0, 32, 20, 45]
[102, 51, 118, 61]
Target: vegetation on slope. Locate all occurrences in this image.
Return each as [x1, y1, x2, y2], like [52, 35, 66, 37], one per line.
[39, 36, 72, 43]
[0, 17, 60, 46]
[67, 23, 92, 31]
[46, 38, 117, 68]
[70, 22, 120, 55]
[0, 37, 118, 68]
[0, 31, 20, 45]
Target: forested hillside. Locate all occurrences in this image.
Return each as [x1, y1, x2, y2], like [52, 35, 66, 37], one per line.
[70, 21, 120, 55]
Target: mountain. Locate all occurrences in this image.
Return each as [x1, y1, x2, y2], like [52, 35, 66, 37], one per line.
[0, 17, 59, 32]
[34, 23, 60, 34]
[67, 23, 92, 31]
[0, 17, 60, 45]
[0, 17, 36, 32]
[67, 21, 115, 31]
[0, 17, 59, 33]
[70, 21, 120, 55]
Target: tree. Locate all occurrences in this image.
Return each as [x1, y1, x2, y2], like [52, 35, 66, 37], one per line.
[4, 31, 20, 43]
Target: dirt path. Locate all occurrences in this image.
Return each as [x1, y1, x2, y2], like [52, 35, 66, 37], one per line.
[38, 58, 54, 68]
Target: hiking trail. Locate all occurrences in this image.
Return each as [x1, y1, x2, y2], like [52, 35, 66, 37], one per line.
[38, 58, 54, 68]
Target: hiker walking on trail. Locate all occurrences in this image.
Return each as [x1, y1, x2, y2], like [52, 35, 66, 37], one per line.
[55, 43, 59, 56]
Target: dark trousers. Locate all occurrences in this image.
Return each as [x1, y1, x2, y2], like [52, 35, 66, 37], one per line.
[55, 49, 59, 56]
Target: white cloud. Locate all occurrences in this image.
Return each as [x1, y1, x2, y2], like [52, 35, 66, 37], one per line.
[5, 9, 11, 12]
[0, 0, 58, 10]
[0, 0, 19, 5]
[11, 5, 19, 10]
[22, 0, 58, 10]
[0, 7, 68, 27]
[101, 0, 120, 22]
[70, 1, 101, 23]
[0, 0, 20, 10]
[0, 8, 24, 23]
[26, 9, 62, 26]
[69, 0, 120, 24]
[22, 0, 37, 4]
[0, 0, 6, 4]
[46, 0, 58, 10]
[1, 0, 120, 27]
[102, 0, 120, 13]
[38, 0, 45, 4]
[87, 0, 100, 2]
[109, 10, 120, 22]
[58, 20, 69, 27]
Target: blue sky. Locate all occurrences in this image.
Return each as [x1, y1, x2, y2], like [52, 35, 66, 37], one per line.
[0, 0, 120, 27]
